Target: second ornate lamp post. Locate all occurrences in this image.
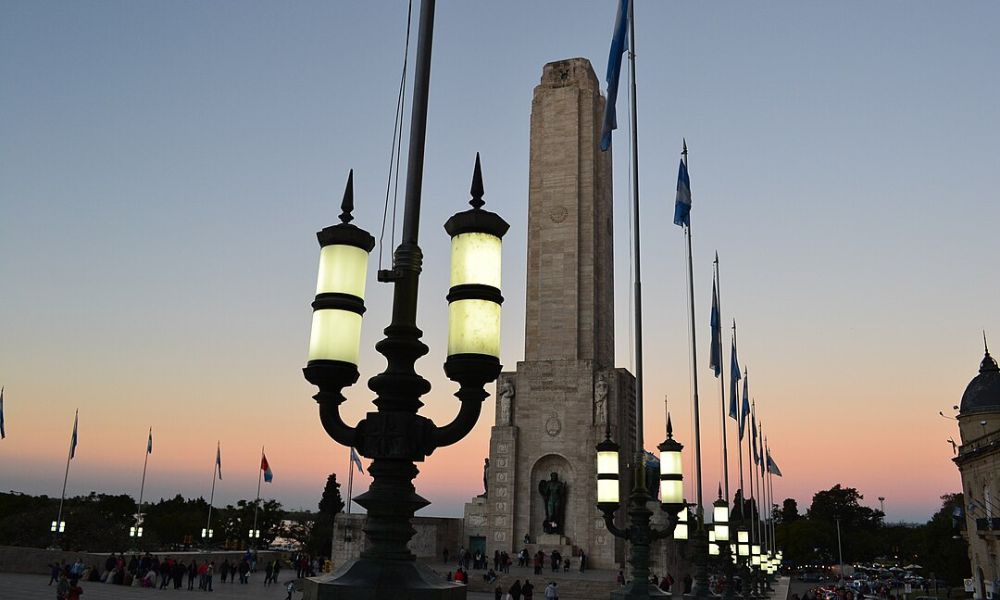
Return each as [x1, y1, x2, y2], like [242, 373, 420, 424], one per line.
[596, 416, 688, 600]
[302, 1, 509, 598]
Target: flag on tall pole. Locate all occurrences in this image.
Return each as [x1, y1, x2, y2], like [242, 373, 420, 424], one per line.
[766, 448, 782, 477]
[729, 327, 741, 420]
[0, 387, 5, 439]
[673, 146, 692, 227]
[350, 447, 364, 474]
[709, 282, 722, 377]
[740, 368, 750, 440]
[751, 403, 759, 465]
[215, 442, 222, 480]
[70, 410, 79, 459]
[146, 428, 153, 454]
[261, 453, 273, 483]
[600, 0, 629, 152]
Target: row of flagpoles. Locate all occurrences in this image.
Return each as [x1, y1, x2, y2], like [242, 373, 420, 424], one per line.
[600, 0, 784, 562]
[1, 386, 371, 541]
[676, 141, 784, 555]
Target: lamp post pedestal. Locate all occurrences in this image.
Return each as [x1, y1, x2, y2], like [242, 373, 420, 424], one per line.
[685, 524, 711, 600]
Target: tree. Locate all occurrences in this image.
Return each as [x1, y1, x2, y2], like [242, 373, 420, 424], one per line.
[918, 493, 968, 585]
[780, 498, 800, 523]
[308, 474, 345, 557]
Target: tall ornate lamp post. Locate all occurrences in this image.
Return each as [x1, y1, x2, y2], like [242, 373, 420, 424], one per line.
[596, 416, 687, 600]
[302, 1, 508, 597]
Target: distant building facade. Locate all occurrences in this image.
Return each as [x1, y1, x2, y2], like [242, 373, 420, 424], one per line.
[954, 346, 1000, 599]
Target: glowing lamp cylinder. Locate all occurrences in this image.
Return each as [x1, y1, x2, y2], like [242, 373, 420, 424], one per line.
[738, 528, 750, 557]
[709, 529, 719, 555]
[674, 507, 689, 541]
[713, 496, 730, 542]
[658, 420, 684, 506]
[306, 175, 376, 370]
[443, 159, 509, 365]
[596, 437, 621, 507]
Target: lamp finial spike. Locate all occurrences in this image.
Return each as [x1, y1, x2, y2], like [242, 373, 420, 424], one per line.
[985, 330, 990, 355]
[470, 153, 485, 209]
[339, 169, 355, 224]
[666, 413, 673, 438]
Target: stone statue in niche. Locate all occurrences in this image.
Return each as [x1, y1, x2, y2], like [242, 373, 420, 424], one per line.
[497, 379, 514, 425]
[538, 472, 567, 534]
[594, 373, 609, 426]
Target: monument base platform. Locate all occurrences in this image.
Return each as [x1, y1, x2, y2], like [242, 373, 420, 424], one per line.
[536, 533, 569, 546]
[303, 558, 465, 600]
[613, 583, 669, 598]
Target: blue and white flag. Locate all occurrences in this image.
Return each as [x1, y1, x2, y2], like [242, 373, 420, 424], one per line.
[739, 369, 750, 440]
[70, 410, 79, 459]
[0, 387, 5, 439]
[673, 156, 692, 227]
[146, 428, 153, 454]
[766, 449, 782, 477]
[709, 282, 722, 377]
[729, 335, 741, 420]
[215, 442, 222, 480]
[350, 447, 364, 475]
[600, 0, 629, 152]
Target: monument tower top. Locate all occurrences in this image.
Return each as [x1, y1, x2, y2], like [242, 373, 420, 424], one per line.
[524, 57, 614, 367]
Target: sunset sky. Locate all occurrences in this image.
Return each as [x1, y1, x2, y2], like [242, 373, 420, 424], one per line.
[2, 2, 998, 523]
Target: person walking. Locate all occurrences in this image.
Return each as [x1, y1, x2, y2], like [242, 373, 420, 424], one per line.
[522, 580, 534, 600]
[66, 578, 83, 600]
[544, 581, 558, 600]
[56, 572, 70, 600]
[187, 561, 197, 591]
[205, 561, 215, 591]
[509, 579, 523, 600]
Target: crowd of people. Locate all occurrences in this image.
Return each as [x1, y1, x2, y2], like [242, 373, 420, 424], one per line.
[46, 549, 323, 598]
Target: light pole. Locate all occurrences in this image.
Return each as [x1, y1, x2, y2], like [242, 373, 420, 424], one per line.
[596, 415, 688, 599]
[302, 2, 508, 597]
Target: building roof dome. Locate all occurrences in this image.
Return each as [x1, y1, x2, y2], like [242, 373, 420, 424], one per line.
[960, 345, 1000, 415]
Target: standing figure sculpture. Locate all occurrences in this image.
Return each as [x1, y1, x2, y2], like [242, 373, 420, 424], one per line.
[593, 374, 609, 426]
[497, 379, 514, 425]
[538, 472, 567, 534]
[481, 458, 490, 497]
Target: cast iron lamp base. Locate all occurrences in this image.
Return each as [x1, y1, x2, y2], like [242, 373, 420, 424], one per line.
[303, 560, 464, 600]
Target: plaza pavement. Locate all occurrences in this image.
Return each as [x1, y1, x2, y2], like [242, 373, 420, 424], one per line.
[0, 572, 495, 600]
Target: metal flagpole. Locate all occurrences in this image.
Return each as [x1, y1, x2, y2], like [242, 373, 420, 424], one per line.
[55, 409, 77, 542]
[768, 444, 777, 553]
[760, 428, 768, 554]
[252, 445, 264, 542]
[737, 360, 746, 517]
[627, 0, 645, 458]
[715, 255, 730, 507]
[136, 427, 151, 536]
[683, 144, 704, 522]
[748, 402, 758, 546]
[347, 448, 354, 515]
[206, 442, 218, 541]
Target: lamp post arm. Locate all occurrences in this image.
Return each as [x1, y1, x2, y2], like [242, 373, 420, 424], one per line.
[650, 517, 679, 541]
[602, 511, 630, 540]
[318, 398, 361, 449]
[429, 385, 486, 449]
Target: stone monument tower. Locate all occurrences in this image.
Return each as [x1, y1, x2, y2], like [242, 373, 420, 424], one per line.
[465, 58, 636, 570]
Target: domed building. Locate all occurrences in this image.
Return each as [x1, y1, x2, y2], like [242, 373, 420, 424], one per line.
[954, 343, 1000, 600]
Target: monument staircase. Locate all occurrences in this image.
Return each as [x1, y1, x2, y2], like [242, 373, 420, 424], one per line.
[426, 560, 628, 599]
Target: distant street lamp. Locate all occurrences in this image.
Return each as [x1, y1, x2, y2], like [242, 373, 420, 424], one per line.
[50, 521, 65, 533]
[595, 415, 687, 599]
[302, 3, 508, 596]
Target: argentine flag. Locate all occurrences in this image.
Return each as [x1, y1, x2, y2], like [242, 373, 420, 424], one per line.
[673, 155, 691, 227]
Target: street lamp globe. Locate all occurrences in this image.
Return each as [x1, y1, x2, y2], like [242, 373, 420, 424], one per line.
[596, 436, 621, 507]
[305, 170, 376, 393]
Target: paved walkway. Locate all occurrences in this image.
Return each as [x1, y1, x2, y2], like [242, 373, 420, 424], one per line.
[0, 572, 496, 600]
